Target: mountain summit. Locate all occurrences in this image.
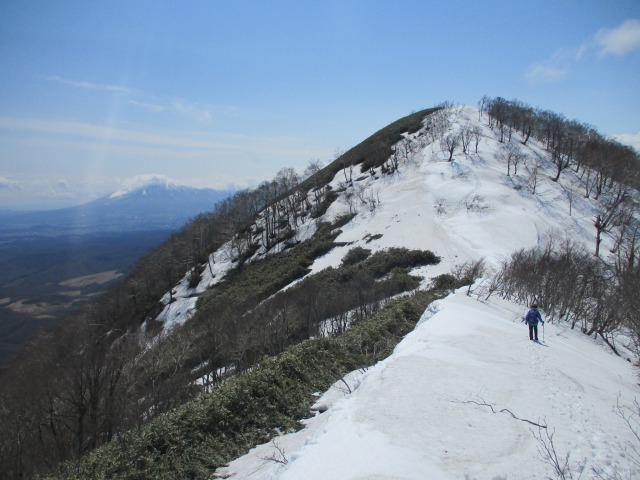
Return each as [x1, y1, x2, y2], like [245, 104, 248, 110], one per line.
[80, 182, 233, 231]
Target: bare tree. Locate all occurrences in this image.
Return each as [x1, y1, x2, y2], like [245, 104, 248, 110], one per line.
[303, 158, 324, 180]
[260, 438, 289, 465]
[499, 142, 526, 176]
[427, 103, 453, 141]
[441, 134, 460, 161]
[460, 124, 473, 154]
[478, 95, 490, 120]
[528, 158, 544, 194]
[595, 185, 630, 257]
[561, 178, 581, 217]
[388, 144, 402, 173]
[532, 425, 586, 479]
[471, 125, 482, 153]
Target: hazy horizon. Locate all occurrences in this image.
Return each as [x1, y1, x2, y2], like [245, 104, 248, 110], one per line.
[2, 1, 639, 210]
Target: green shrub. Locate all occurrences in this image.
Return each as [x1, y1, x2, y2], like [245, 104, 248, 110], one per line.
[299, 108, 441, 190]
[48, 292, 442, 480]
[431, 273, 460, 291]
[363, 247, 440, 278]
[341, 247, 372, 267]
[331, 212, 357, 229]
[310, 189, 339, 219]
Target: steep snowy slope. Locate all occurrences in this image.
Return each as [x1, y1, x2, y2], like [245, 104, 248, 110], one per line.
[148, 105, 639, 479]
[208, 106, 639, 479]
[217, 290, 638, 479]
[307, 106, 602, 279]
[160, 106, 614, 331]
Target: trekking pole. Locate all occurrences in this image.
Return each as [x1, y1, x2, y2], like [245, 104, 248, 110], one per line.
[543, 323, 545, 342]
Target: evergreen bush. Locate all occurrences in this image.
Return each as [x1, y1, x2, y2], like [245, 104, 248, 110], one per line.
[47, 292, 441, 480]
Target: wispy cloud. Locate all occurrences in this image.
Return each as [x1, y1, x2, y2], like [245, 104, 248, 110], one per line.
[524, 50, 572, 85]
[0, 174, 114, 209]
[128, 99, 166, 113]
[0, 175, 23, 191]
[172, 100, 213, 124]
[47, 75, 216, 124]
[0, 116, 325, 160]
[130, 98, 214, 124]
[524, 61, 569, 85]
[595, 19, 640, 57]
[46, 75, 132, 94]
[525, 18, 640, 85]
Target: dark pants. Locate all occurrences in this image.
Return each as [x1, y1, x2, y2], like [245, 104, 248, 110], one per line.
[529, 325, 538, 340]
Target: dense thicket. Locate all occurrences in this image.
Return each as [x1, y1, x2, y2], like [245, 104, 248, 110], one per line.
[481, 96, 639, 190]
[46, 290, 447, 480]
[134, 232, 440, 427]
[490, 235, 640, 355]
[301, 106, 442, 188]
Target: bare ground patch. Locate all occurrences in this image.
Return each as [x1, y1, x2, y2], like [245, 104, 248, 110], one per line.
[59, 270, 124, 288]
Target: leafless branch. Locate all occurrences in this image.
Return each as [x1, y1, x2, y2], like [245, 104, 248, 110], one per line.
[259, 438, 289, 465]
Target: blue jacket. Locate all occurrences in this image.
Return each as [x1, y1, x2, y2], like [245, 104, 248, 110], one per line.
[525, 308, 543, 326]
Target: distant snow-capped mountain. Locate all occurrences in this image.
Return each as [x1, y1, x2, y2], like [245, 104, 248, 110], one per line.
[0, 183, 234, 235]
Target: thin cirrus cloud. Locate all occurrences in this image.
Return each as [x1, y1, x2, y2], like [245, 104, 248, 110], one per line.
[128, 99, 166, 113]
[524, 60, 569, 85]
[47, 74, 215, 124]
[0, 116, 324, 160]
[129, 99, 214, 124]
[45, 75, 132, 94]
[171, 100, 213, 124]
[525, 18, 640, 85]
[595, 19, 640, 56]
[524, 49, 572, 85]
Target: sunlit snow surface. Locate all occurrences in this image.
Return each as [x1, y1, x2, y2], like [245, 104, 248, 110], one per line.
[217, 290, 638, 479]
[156, 106, 637, 478]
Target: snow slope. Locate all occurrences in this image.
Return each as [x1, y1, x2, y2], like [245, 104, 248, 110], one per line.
[161, 106, 610, 332]
[309, 106, 602, 279]
[217, 290, 638, 479]
[157, 105, 638, 478]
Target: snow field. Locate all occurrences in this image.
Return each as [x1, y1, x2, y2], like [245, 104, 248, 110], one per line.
[151, 105, 638, 478]
[217, 290, 639, 479]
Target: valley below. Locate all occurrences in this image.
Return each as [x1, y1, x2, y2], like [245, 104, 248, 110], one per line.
[0, 229, 171, 367]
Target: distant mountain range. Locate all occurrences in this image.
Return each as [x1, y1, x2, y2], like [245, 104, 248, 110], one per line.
[0, 183, 234, 366]
[0, 183, 235, 236]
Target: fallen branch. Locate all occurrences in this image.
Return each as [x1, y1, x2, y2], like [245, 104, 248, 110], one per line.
[453, 397, 547, 429]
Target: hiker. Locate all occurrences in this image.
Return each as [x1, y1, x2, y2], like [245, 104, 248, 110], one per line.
[525, 304, 544, 341]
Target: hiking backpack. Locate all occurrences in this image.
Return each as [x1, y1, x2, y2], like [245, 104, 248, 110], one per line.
[526, 309, 538, 324]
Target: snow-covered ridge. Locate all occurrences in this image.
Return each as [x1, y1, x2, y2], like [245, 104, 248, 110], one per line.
[217, 289, 639, 479]
[150, 105, 639, 478]
[156, 105, 629, 333]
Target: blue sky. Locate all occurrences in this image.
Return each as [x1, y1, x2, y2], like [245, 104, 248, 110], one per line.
[1, 0, 639, 209]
